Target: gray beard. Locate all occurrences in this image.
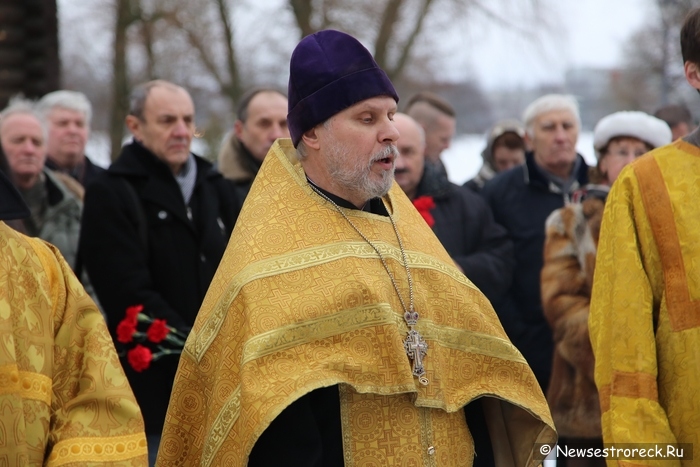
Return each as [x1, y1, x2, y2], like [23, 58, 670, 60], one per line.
[327, 142, 398, 202]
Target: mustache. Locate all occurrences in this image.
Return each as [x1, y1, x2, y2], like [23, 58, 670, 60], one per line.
[394, 167, 409, 174]
[369, 144, 399, 163]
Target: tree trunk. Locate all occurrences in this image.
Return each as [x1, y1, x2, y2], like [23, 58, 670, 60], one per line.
[109, 0, 134, 161]
[386, 0, 435, 81]
[215, 0, 241, 102]
[289, 0, 315, 38]
[141, 16, 157, 80]
[373, 0, 404, 72]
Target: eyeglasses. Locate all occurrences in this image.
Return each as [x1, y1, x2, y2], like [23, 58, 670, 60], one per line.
[607, 148, 647, 158]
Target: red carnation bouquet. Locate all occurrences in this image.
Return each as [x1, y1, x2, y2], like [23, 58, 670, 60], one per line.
[116, 304, 188, 372]
[412, 195, 436, 228]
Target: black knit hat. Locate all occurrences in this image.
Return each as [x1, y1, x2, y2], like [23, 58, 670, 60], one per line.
[287, 30, 399, 146]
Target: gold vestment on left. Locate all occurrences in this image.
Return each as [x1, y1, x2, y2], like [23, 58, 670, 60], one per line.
[0, 224, 147, 466]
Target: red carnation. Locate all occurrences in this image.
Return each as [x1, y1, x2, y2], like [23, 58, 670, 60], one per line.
[147, 319, 170, 343]
[412, 196, 436, 228]
[116, 318, 137, 343]
[127, 345, 153, 372]
[125, 304, 144, 323]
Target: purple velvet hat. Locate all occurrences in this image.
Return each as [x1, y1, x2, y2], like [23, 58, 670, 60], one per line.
[287, 30, 399, 146]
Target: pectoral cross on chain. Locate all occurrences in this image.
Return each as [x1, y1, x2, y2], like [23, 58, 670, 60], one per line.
[404, 328, 429, 386]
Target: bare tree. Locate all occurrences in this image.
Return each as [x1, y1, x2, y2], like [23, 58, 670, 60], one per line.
[615, 0, 696, 111]
[110, 0, 141, 161]
[65, 0, 550, 161]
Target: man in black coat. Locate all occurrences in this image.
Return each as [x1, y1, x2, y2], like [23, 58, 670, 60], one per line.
[394, 113, 514, 305]
[480, 94, 589, 393]
[78, 80, 240, 464]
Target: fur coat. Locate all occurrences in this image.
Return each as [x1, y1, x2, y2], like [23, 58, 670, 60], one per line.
[540, 185, 607, 438]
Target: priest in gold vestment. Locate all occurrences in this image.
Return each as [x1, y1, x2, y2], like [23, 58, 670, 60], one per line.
[158, 30, 555, 467]
[589, 10, 700, 465]
[0, 168, 147, 464]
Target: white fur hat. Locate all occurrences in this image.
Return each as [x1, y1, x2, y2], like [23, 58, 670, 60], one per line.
[593, 111, 672, 159]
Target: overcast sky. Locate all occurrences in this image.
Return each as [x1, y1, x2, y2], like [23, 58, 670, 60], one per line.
[464, 0, 651, 89]
[57, 0, 655, 91]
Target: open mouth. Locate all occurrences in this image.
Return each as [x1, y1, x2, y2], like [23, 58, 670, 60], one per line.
[373, 156, 394, 170]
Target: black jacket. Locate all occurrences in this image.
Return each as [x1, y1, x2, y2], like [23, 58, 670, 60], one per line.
[79, 141, 240, 434]
[415, 163, 514, 305]
[45, 155, 106, 188]
[0, 170, 29, 220]
[480, 151, 589, 391]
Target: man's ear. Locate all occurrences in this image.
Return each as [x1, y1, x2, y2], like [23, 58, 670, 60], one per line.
[684, 61, 700, 90]
[234, 120, 244, 139]
[301, 126, 321, 150]
[125, 115, 140, 137]
[523, 131, 534, 151]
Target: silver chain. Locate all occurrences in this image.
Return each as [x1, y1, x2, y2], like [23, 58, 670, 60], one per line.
[308, 182, 429, 385]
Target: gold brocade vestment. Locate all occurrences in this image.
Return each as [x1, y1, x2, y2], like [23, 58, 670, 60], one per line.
[590, 140, 700, 466]
[157, 139, 556, 466]
[0, 224, 147, 466]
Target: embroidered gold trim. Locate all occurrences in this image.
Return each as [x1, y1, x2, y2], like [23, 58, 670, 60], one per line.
[18, 371, 51, 405]
[241, 304, 402, 366]
[0, 364, 20, 395]
[239, 305, 525, 370]
[46, 433, 147, 466]
[194, 242, 470, 361]
[601, 372, 661, 430]
[420, 407, 437, 467]
[339, 384, 355, 467]
[635, 155, 700, 331]
[201, 386, 241, 467]
[611, 371, 658, 402]
[418, 318, 527, 365]
[0, 366, 52, 405]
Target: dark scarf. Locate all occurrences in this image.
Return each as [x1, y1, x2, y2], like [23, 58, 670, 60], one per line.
[20, 174, 48, 237]
[239, 142, 263, 177]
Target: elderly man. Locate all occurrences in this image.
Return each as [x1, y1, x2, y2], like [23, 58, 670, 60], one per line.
[481, 94, 589, 392]
[1, 98, 84, 269]
[393, 112, 514, 307]
[589, 7, 700, 456]
[37, 90, 105, 187]
[79, 80, 240, 463]
[158, 30, 554, 467]
[0, 166, 147, 464]
[218, 88, 289, 199]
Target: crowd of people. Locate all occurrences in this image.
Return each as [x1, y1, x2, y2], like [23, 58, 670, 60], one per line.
[2, 7, 700, 467]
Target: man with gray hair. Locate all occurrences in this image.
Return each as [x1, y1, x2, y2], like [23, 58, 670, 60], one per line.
[481, 94, 589, 392]
[37, 90, 105, 187]
[0, 97, 85, 269]
[79, 79, 240, 464]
